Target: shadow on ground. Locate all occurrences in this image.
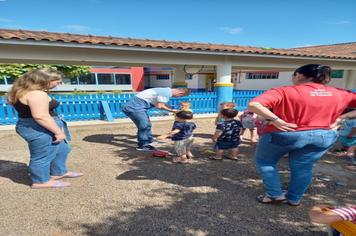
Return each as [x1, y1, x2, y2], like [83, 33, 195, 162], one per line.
[79, 132, 356, 235]
[0, 160, 31, 186]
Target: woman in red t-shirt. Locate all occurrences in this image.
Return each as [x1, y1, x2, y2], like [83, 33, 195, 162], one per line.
[248, 64, 356, 206]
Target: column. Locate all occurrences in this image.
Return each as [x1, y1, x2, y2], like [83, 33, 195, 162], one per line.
[215, 63, 233, 111]
[172, 65, 188, 88]
[343, 70, 356, 89]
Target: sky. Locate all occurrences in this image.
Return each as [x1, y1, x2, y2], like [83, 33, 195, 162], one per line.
[0, 0, 355, 48]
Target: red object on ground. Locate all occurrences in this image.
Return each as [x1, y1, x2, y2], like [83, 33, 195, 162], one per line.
[152, 150, 168, 158]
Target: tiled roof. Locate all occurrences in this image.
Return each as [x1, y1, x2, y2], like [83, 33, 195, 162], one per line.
[1, 28, 356, 60]
[292, 42, 356, 58]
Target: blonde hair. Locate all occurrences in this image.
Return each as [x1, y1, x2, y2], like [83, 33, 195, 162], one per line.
[220, 102, 235, 109]
[7, 68, 64, 104]
[180, 101, 191, 107]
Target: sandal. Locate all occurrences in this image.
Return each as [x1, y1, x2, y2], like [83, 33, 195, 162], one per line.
[209, 156, 223, 160]
[177, 158, 189, 164]
[286, 200, 301, 207]
[31, 180, 71, 189]
[51, 172, 83, 180]
[227, 156, 238, 161]
[256, 193, 286, 204]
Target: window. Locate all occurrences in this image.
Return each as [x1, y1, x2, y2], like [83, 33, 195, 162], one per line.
[185, 74, 193, 80]
[0, 77, 5, 85]
[331, 70, 344, 79]
[97, 73, 115, 84]
[156, 74, 170, 80]
[115, 74, 131, 85]
[6, 77, 16, 84]
[79, 73, 96, 84]
[246, 72, 279, 79]
[63, 77, 78, 85]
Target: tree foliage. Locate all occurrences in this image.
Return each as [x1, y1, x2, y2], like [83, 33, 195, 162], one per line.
[0, 64, 91, 79]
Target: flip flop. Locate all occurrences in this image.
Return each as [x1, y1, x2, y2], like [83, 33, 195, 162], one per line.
[52, 172, 83, 180]
[226, 156, 238, 161]
[177, 158, 189, 164]
[256, 193, 286, 204]
[208, 156, 223, 160]
[64, 172, 84, 178]
[31, 180, 71, 189]
[286, 200, 301, 207]
[203, 150, 216, 154]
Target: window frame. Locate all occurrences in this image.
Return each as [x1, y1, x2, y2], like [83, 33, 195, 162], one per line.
[246, 72, 279, 80]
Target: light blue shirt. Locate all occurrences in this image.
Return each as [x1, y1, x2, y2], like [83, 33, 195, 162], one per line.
[123, 87, 172, 113]
[136, 87, 172, 105]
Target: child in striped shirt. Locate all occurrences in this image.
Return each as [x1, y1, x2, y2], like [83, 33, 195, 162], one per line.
[309, 205, 356, 235]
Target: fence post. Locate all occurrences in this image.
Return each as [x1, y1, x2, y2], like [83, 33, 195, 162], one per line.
[100, 100, 114, 121]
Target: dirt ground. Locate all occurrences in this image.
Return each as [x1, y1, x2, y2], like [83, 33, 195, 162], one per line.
[0, 118, 355, 236]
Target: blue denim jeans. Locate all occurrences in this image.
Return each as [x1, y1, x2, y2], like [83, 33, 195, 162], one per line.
[255, 129, 337, 202]
[123, 110, 153, 148]
[15, 117, 71, 184]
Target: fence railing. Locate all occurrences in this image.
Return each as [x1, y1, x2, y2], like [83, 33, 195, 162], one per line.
[232, 90, 265, 110]
[0, 91, 221, 125]
[1, 89, 354, 125]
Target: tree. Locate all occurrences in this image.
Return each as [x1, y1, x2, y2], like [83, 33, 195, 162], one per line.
[0, 64, 91, 80]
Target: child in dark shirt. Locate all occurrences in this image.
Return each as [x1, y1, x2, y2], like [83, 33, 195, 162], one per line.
[211, 108, 242, 160]
[158, 111, 196, 163]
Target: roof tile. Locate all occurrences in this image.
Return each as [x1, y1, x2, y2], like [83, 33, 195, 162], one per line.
[0, 28, 355, 60]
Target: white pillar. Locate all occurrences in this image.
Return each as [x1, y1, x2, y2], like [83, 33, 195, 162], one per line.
[216, 63, 232, 84]
[343, 70, 356, 89]
[215, 63, 234, 111]
[172, 66, 188, 88]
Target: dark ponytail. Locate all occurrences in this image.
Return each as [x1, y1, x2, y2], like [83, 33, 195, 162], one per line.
[294, 64, 331, 84]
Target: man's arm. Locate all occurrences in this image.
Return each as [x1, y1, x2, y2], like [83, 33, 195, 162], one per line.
[157, 129, 181, 140]
[155, 102, 178, 112]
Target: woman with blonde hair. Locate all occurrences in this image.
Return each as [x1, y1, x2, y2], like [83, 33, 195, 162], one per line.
[8, 68, 82, 189]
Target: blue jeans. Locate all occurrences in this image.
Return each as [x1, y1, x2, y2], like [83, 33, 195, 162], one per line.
[255, 129, 337, 202]
[15, 117, 71, 184]
[123, 110, 153, 148]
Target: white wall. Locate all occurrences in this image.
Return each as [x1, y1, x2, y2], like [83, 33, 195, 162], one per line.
[234, 72, 290, 90]
[145, 74, 172, 87]
[143, 68, 348, 91]
[185, 74, 199, 88]
[234, 71, 346, 90]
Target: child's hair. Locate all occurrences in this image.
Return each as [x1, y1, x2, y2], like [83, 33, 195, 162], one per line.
[220, 102, 236, 109]
[176, 110, 193, 120]
[243, 110, 254, 115]
[221, 108, 239, 118]
[294, 64, 331, 84]
[180, 101, 191, 108]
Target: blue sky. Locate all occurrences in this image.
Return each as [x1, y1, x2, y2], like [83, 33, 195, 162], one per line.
[0, 0, 355, 48]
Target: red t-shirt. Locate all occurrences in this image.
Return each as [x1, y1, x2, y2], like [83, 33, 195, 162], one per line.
[251, 82, 356, 133]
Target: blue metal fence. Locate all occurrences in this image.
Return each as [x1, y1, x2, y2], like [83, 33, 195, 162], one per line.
[1, 89, 354, 125]
[232, 90, 265, 110]
[0, 91, 219, 125]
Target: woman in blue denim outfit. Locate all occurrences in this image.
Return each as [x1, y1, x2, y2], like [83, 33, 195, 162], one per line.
[8, 68, 82, 189]
[248, 64, 356, 206]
